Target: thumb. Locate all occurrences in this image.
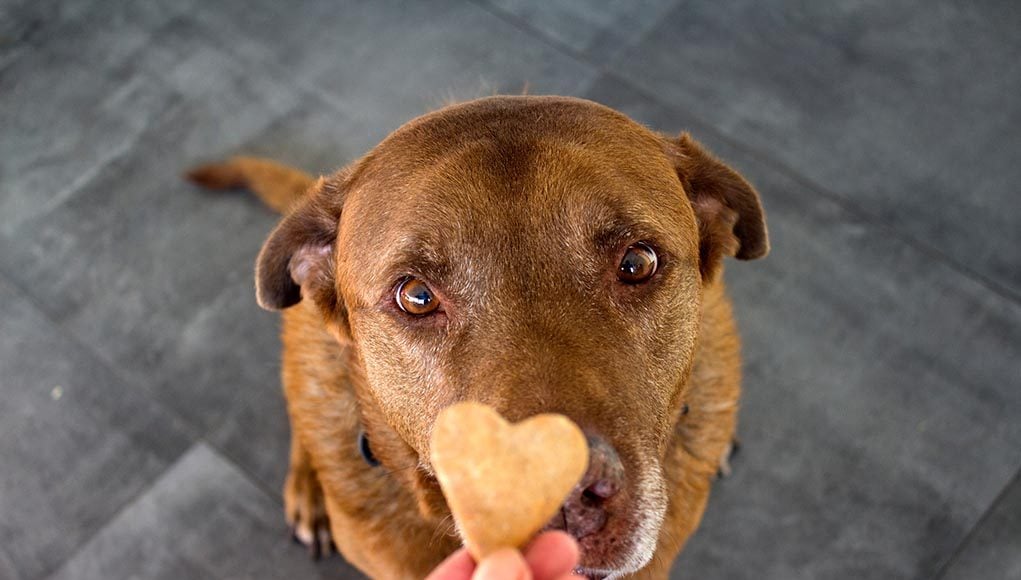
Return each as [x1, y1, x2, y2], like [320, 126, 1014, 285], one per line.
[472, 548, 531, 580]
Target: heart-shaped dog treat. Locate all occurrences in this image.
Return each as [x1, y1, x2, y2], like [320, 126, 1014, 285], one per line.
[430, 402, 589, 560]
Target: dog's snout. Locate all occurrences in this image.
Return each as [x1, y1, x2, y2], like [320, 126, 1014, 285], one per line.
[548, 434, 625, 540]
[580, 435, 624, 503]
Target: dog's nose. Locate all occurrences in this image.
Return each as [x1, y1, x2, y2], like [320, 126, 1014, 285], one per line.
[549, 434, 624, 539]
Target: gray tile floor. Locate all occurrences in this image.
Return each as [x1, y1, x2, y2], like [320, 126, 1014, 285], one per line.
[1, 1, 1018, 578]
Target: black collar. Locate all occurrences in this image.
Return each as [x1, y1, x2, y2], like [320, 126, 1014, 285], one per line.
[358, 430, 381, 467]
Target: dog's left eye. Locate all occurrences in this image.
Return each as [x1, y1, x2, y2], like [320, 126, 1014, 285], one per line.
[618, 243, 658, 284]
[396, 277, 439, 315]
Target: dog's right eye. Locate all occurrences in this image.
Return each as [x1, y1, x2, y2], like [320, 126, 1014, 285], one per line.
[396, 277, 439, 315]
[617, 242, 658, 284]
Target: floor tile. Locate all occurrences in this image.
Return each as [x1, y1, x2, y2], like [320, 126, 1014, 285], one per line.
[0, 122, 286, 464]
[47, 443, 361, 579]
[190, 278, 290, 492]
[0, 277, 192, 580]
[0, 9, 309, 485]
[0, 1, 268, 234]
[186, 0, 600, 133]
[582, 76, 1021, 579]
[0, 17, 297, 366]
[612, 0, 1021, 297]
[939, 471, 1021, 580]
[0, 0, 92, 50]
[480, 0, 683, 61]
[1, 88, 397, 497]
[0, 39, 169, 233]
[229, 93, 387, 178]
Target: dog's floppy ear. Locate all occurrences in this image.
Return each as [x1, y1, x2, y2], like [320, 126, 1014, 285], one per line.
[255, 176, 346, 322]
[668, 133, 768, 281]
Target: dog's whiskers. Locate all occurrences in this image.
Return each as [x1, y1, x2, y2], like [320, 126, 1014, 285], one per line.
[428, 513, 458, 546]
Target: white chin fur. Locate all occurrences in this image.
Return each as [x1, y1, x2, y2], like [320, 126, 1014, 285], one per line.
[604, 463, 668, 578]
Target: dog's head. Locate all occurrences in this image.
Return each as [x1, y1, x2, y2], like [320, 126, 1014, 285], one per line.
[255, 96, 767, 576]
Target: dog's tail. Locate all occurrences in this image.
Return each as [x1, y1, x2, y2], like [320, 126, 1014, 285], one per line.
[185, 157, 314, 214]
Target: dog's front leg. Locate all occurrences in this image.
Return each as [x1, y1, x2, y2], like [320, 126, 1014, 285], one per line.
[284, 433, 334, 559]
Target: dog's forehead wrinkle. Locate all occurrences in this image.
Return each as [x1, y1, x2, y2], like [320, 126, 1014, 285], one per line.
[366, 104, 673, 201]
[350, 143, 695, 307]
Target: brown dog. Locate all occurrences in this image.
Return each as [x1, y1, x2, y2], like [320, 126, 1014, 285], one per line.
[188, 95, 768, 579]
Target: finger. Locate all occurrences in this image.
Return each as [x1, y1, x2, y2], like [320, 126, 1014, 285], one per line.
[473, 548, 530, 580]
[426, 548, 477, 580]
[524, 532, 580, 580]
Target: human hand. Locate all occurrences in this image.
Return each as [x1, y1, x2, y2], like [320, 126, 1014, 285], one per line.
[425, 531, 584, 580]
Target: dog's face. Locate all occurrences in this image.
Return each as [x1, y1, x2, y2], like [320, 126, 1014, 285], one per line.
[256, 97, 767, 576]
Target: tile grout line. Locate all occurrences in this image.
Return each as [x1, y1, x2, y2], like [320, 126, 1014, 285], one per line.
[467, 0, 599, 68]
[6, 0, 310, 504]
[3, 14, 328, 574]
[0, 267, 196, 580]
[0, 12, 293, 574]
[0, 265, 291, 508]
[41, 440, 289, 580]
[40, 441, 205, 580]
[38, 437, 291, 578]
[175, 12, 348, 125]
[930, 465, 1021, 579]
[469, 0, 1021, 308]
[0, 268, 206, 446]
[0, 267, 290, 578]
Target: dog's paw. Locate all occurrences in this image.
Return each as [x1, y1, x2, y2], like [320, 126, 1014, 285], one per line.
[284, 466, 335, 559]
[716, 438, 741, 479]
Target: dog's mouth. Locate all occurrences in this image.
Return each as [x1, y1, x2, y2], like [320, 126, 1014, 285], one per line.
[540, 513, 641, 580]
[539, 467, 667, 579]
